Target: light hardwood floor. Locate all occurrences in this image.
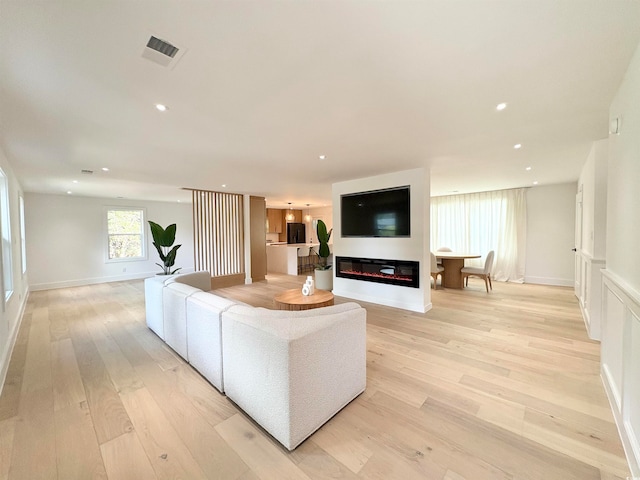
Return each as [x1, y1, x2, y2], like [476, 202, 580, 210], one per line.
[0, 274, 630, 480]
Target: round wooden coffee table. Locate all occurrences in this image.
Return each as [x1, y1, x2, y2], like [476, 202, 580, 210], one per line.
[273, 288, 334, 311]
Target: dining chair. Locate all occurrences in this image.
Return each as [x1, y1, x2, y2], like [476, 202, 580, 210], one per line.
[430, 252, 445, 289]
[297, 246, 311, 274]
[461, 250, 494, 292]
[435, 246, 451, 266]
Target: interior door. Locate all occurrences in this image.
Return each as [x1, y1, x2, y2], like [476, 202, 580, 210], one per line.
[574, 190, 583, 298]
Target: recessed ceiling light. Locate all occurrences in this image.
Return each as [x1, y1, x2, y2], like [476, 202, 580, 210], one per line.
[102, 167, 109, 172]
[533, 181, 539, 185]
[221, 184, 227, 188]
[66, 191, 72, 195]
[496, 103, 507, 111]
[525, 166, 532, 171]
[319, 155, 326, 160]
[72, 180, 79, 184]
[514, 144, 522, 149]
[155, 104, 167, 112]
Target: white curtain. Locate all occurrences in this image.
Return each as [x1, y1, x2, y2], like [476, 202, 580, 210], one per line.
[430, 188, 526, 282]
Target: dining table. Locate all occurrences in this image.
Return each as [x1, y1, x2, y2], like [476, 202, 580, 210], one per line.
[435, 252, 481, 289]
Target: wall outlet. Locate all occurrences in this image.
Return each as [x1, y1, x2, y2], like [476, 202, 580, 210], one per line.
[122, 267, 127, 273]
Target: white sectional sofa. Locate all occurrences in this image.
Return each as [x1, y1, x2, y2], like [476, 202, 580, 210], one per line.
[143, 271, 367, 450]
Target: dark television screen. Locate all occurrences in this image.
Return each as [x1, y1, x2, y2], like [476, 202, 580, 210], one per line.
[340, 186, 410, 237]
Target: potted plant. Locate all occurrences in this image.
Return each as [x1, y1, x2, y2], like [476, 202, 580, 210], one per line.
[148, 221, 182, 275]
[314, 219, 333, 290]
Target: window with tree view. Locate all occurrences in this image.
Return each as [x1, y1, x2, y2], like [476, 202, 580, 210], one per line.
[107, 208, 145, 261]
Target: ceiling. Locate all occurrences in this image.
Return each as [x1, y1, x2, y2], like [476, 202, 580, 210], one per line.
[1, 1, 639, 208]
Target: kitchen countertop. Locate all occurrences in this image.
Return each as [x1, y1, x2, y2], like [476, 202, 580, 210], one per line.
[268, 243, 317, 247]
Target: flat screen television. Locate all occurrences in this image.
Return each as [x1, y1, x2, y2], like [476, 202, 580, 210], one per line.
[340, 186, 410, 237]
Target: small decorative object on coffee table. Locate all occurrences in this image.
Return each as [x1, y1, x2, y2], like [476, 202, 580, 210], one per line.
[274, 288, 334, 311]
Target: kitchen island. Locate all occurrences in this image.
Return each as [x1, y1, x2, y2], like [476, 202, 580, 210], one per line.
[266, 243, 318, 275]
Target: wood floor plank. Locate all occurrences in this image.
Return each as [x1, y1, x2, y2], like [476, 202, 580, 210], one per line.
[124, 321, 184, 371]
[8, 306, 56, 480]
[418, 397, 601, 480]
[100, 431, 158, 480]
[87, 320, 144, 395]
[51, 338, 87, 411]
[216, 413, 314, 480]
[54, 403, 108, 479]
[0, 418, 15, 480]
[522, 408, 629, 476]
[69, 316, 134, 444]
[288, 440, 360, 480]
[348, 392, 514, 480]
[308, 408, 375, 475]
[119, 386, 208, 480]
[7, 388, 56, 480]
[133, 362, 250, 479]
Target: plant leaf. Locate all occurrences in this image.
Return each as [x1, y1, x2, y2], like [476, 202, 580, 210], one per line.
[164, 244, 181, 267]
[148, 221, 165, 246]
[163, 224, 177, 246]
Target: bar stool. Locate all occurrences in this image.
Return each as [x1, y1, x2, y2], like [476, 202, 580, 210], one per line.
[297, 246, 311, 274]
[309, 246, 319, 270]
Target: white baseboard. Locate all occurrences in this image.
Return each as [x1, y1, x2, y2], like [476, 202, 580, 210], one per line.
[29, 268, 196, 291]
[524, 276, 574, 287]
[0, 289, 30, 398]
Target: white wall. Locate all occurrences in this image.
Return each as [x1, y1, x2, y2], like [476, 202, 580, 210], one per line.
[303, 206, 333, 244]
[524, 183, 576, 286]
[332, 168, 431, 313]
[601, 40, 640, 477]
[0, 148, 30, 395]
[25, 193, 194, 290]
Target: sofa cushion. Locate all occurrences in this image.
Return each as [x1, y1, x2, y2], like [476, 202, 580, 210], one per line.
[185, 292, 237, 392]
[221, 303, 366, 450]
[144, 275, 170, 339]
[163, 282, 202, 358]
[166, 271, 212, 292]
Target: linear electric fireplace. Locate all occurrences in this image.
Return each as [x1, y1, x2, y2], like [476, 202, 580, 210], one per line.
[336, 256, 420, 288]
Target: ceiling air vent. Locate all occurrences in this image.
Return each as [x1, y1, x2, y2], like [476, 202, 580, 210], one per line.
[142, 34, 186, 69]
[81, 169, 94, 175]
[146, 36, 179, 58]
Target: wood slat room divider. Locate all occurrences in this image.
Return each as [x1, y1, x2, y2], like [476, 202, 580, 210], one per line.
[191, 189, 245, 288]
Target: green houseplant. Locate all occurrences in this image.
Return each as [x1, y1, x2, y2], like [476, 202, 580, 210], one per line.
[148, 221, 182, 275]
[314, 219, 333, 291]
[315, 219, 332, 270]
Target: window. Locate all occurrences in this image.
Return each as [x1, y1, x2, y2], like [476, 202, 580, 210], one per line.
[106, 207, 146, 261]
[19, 195, 26, 274]
[430, 188, 526, 283]
[0, 169, 13, 300]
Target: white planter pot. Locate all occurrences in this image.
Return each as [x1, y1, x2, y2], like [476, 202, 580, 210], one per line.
[315, 268, 333, 291]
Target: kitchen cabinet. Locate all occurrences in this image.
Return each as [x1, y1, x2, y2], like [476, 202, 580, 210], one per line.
[286, 209, 303, 223]
[267, 209, 283, 233]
